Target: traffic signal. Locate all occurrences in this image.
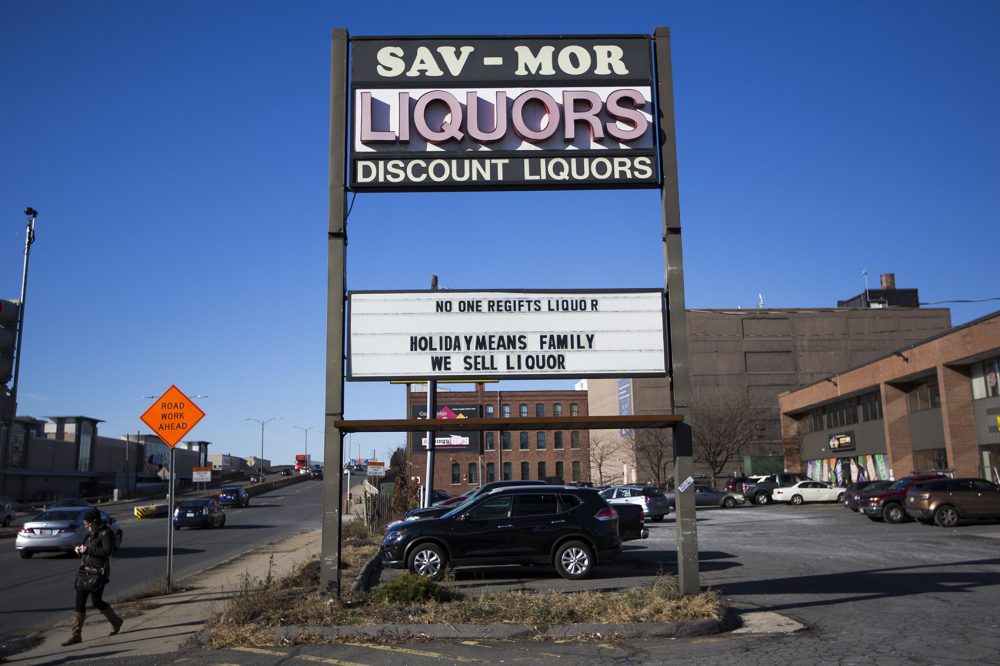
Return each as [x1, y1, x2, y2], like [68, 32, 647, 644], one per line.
[0, 299, 20, 385]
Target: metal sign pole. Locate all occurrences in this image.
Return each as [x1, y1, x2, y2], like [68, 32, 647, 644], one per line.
[422, 275, 438, 508]
[166, 445, 175, 592]
[654, 26, 701, 595]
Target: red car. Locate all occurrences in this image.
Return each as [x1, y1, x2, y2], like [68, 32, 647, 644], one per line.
[859, 474, 946, 523]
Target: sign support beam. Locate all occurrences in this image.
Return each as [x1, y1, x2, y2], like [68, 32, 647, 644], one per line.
[655, 26, 700, 595]
[320, 27, 349, 597]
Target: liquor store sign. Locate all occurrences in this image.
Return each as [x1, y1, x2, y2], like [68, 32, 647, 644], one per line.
[347, 289, 666, 381]
[349, 35, 658, 191]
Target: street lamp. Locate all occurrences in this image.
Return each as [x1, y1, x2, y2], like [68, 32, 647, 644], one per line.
[246, 417, 281, 481]
[293, 425, 320, 464]
[2, 208, 38, 463]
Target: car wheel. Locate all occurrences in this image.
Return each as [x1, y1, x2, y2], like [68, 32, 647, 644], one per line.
[2, 515, 10, 527]
[836, 493, 845, 503]
[114, 532, 123, 551]
[883, 503, 906, 524]
[19, 550, 33, 559]
[554, 540, 594, 580]
[722, 497, 736, 508]
[408, 542, 447, 581]
[754, 493, 769, 505]
[651, 515, 664, 522]
[790, 494, 804, 505]
[934, 505, 959, 528]
[220, 516, 226, 528]
[174, 525, 181, 531]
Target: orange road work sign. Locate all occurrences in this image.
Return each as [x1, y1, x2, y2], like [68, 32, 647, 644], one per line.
[141, 385, 206, 447]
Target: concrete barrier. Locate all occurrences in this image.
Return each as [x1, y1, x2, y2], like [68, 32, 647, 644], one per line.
[134, 504, 168, 519]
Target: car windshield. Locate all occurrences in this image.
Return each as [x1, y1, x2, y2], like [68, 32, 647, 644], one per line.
[889, 479, 913, 491]
[641, 488, 664, 497]
[181, 500, 211, 507]
[221, 487, 239, 492]
[32, 509, 84, 522]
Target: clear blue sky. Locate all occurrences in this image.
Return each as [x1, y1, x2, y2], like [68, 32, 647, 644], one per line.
[2, 1, 998, 467]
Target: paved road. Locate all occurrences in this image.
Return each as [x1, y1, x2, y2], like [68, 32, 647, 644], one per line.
[0, 478, 324, 638]
[86, 499, 1000, 665]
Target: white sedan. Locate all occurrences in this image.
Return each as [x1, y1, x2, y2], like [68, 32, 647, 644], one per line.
[772, 481, 846, 505]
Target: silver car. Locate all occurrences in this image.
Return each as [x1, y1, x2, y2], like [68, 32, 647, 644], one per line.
[600, 485, 671, 521]
[15, 507, 123, 559]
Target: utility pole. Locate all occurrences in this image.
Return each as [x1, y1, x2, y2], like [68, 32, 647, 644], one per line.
[423, 274, 438, 508]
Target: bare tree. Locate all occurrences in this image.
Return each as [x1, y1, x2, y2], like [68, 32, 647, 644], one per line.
[587, 433, 622, 487]
[691, 396, 757, 487]
[389, 446, 419, 514]
[626, 429, 673, 489]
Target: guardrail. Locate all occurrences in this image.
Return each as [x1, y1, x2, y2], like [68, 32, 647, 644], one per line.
[134, 504, 168, 519]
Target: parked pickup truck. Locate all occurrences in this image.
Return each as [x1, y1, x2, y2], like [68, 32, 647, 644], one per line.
[742, 473, 807, 505]
[615, 502, 650, 542]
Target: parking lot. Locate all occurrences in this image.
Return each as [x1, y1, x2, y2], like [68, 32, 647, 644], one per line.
[411, 501, 1000, 661]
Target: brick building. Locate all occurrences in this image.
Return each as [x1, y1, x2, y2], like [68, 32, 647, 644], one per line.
[585, 276, 952, 484]
[407, 384, 590, 495]
[779, 310, 1000, 484]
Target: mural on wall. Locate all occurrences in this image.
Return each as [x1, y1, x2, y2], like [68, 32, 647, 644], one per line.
[807, 454, 891, 484]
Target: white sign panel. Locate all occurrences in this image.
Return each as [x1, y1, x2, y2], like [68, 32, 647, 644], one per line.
[348, 289, 666, 381]
[192, 468, 212, 483]
[366, 462, 385, 477]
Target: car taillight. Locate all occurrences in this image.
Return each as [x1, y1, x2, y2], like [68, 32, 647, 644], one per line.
[19, 525, 30, 533]
[595, 507, 618, 521]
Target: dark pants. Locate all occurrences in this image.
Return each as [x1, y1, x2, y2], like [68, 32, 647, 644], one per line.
[75, 583, 109, 613]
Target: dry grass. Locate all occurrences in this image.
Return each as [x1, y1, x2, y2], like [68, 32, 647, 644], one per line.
[205, 539, 723, 648]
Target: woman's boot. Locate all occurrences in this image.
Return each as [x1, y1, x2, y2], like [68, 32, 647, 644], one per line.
[61, 611, 85, 646]
[101, 606, 124, 635]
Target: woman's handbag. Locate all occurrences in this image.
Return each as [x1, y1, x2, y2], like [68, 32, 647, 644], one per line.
[74, 569, 105, 592]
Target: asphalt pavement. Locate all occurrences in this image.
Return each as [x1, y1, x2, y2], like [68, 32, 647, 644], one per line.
[5, 492, 1000, 665]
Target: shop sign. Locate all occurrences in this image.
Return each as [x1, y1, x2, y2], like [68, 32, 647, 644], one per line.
[829, 432, 855, 452]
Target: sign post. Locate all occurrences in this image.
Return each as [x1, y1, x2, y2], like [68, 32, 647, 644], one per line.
[140, 385, 206, 593]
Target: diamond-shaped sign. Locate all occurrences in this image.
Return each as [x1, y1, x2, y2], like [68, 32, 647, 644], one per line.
[140, 385, 205, 447]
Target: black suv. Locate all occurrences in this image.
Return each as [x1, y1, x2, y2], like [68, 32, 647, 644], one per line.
[382, 485, 621, 581]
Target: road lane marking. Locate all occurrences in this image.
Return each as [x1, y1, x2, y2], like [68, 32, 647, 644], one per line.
[345, 642, 479, 662]
[232, 646, 368, 666]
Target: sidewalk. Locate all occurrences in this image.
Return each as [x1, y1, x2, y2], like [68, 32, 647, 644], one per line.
[7, 528, 323, 665]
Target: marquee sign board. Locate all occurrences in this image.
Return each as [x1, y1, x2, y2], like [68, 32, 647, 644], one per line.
[349, 35, 658, 191]
[347, 289, 667, 381]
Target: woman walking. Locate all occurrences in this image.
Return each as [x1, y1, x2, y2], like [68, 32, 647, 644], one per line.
[62, 508, 123, 646]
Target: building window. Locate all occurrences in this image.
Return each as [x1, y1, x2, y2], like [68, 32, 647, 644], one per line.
[907, 376, 941, 413]
[570, 403, 579, 416]
[519, 404, 528, 417]
[971, 355, 1000, 399]
[555, 461, 564, 481]
[535, 403, 545, 417]
[913, 448, 948, 471]
[485, 404, 495, 418]
[859, 391, 883, 422]
[572, 460, 581, 482]
[502, 404, 511, 418]
[502, 462, 512, 480]
[538, 461, 547, 480]
[521, 461, 530, 480]
[519, 432, 529, 450]
[78, 424, 94, 473]
[485, 432, 495, 450]
[451, 463, 460, 485]
[554, 403, 563, 417]
[554, 432, 564, 449]
[570, 431, 580, 449]
[502, 432, 512, 450]
[487, 462, 495, 483]
[537, 432, 546, 450]
[468, 463, 478, 484]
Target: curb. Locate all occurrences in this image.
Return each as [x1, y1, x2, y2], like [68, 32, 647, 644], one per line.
[266, 618, 725, 642]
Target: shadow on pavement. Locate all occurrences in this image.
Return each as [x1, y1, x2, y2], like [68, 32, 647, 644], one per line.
[114, 547, 204, 558]
[719, 557, 1000, 612]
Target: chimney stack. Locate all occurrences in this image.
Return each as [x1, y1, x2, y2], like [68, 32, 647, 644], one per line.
[880, 273, 896, 290]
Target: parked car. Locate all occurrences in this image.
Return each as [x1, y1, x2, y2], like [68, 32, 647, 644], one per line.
[16, 507, 122, 558]
[860, 474, 947, 523]
[173, 498, 226, 530]
[217, 485, 250, 507]
[772, 480, 846, 505]
[905, 477, 1000, 527]
[600, 485, 671, 521]
[394, 480, 548, 528]
[843, 480, 891, 512]
[724, 476, 751, 496]
[615, 502, 650, 542]
[432, 493, 468, 509]
[382, 485, 621, 581]
[742, 473, 807, 505]
[0, 496, 16, 527]
[666, 484, 744, 509]
[429, 488, 453, 504]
